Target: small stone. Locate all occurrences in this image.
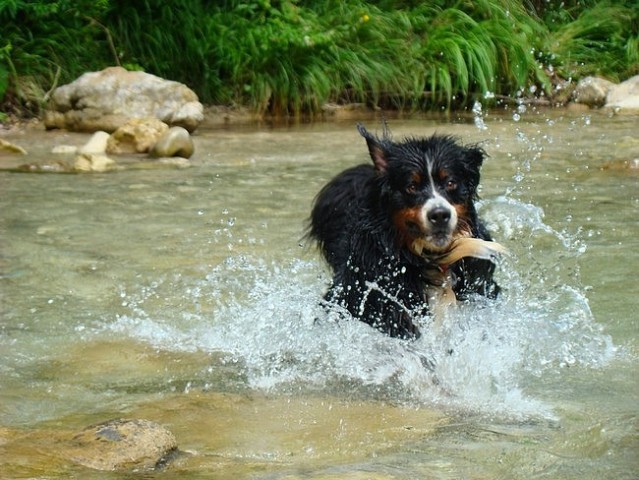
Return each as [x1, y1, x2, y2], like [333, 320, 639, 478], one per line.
[107, 118, 169, 154]
[150, 126, 194, 158]
[79, 131, 110, 154]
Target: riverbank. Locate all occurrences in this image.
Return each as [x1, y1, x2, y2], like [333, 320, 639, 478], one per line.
[2, 2, 638, 120]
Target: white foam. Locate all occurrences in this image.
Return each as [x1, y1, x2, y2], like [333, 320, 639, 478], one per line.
[103, 198, 616, 420]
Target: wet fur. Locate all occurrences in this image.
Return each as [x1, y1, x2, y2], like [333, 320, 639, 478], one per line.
[308, 125, 499, 339]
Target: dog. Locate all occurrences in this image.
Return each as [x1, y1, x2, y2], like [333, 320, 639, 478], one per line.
[308, 124, 503, 339]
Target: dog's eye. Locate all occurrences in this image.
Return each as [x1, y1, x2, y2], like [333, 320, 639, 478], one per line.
[406, 183, 418, 194]
[445, 180, 458, 191]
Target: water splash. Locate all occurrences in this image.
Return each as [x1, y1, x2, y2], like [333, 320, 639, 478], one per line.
[472, 101, 488, 131]
[103, 197, 615, 421]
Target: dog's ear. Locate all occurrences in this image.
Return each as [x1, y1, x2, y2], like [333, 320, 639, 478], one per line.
[357, 124, 388, 172]
[463, 145, 486, 196]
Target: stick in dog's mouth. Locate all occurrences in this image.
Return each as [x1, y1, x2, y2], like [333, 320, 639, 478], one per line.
[414, 236, 508, 328]
[412, 236, 508, 267]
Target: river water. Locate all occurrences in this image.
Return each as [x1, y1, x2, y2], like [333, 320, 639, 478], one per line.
[0, 109, 637, 478]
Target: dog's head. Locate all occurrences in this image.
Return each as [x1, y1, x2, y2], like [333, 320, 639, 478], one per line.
[358, 124, 484, 254]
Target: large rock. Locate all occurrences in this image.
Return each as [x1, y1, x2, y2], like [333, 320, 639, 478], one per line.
[44, 66, 204, 133]
[572, 76, 615, 107]
[606, 75, 639, 111]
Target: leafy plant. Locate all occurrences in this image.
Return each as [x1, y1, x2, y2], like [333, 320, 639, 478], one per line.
[544, 1, 638, 80]
[0, 0, 111, 113]
[2, 0, 638, 116]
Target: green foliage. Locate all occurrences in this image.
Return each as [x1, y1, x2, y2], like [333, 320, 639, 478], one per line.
[0, 44, 12, 102]
[103, 0, 218, 101]
[544, 1, 639, 80]
[1, 0, 638, 116]
[0, 0, 112, 112]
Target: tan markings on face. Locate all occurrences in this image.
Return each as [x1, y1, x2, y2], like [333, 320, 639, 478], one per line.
[453, 204, 473, 237]
[393, 206, 427, 249]
[406, 172, 423, 194]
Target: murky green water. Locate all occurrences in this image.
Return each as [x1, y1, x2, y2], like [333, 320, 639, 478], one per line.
[1, 109, 637, 478]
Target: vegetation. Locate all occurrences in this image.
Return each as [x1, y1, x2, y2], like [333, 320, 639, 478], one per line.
[1, 0, 638, 117]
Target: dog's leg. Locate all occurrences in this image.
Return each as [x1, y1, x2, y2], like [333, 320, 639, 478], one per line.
[426, 270, 457, 334]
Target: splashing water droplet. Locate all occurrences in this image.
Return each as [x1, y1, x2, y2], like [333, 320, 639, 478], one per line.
[472, 101, 488, 131]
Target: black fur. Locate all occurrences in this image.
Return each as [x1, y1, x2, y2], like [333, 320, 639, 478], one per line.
[308, 124, 499, 339]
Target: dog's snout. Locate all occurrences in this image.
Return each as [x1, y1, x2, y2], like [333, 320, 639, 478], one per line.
[427, 206, 452, 226]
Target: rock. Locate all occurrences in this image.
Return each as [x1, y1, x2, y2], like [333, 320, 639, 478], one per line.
[52, 145, 78, 155]
[64, 418, 178, 471]
[157, 157, 191, 168]
[16, 160, 75, 173]
[43, 66, 204, 133]
[601, 158, 639, 172]
[0, 138, 27, 155]
[106, 118, 169, 154]
[150, 126, 194, 158]
[605, 75, 639, 111]
[572, 76, 616, 107]
[79, 131, 110, 154]
[74, 153, 116, 172]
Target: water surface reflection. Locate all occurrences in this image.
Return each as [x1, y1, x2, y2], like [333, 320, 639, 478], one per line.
[0, 110, 637, 478]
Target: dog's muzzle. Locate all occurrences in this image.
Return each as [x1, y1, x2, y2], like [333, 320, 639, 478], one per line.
[420, 198, 457, 250]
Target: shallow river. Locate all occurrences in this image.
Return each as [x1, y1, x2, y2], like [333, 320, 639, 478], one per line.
[1, 108, 637, 478]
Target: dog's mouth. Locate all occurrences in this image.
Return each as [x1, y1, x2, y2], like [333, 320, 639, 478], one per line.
[411, 231, 457, 255]
[426, 231, 455, 249]
[414, 235, 508, 266]
[406, 214, 458, 254]
[395, 199, 461, 254]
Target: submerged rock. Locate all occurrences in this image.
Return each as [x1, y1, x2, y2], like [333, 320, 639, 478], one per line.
[51, 145, 78, 155]
[44, 66, 204, 133]
[106, 118, 169, 154]
[601, 158, 639, 172]
[150, 126, 194, 158]
[16, 160, 75, 173]
[64, 418, 178, 471]
[0, 138, 27, 155]
[74, 153, 116, 172]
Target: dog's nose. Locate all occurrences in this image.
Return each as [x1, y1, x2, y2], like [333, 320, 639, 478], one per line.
[427, 207, 451, 226]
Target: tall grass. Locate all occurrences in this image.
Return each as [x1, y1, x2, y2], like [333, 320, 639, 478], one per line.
[0, 0, 112, 113]
[1, 0, 638, 116]
[103, 0, 219, 100]
[543, 1, 639, 80]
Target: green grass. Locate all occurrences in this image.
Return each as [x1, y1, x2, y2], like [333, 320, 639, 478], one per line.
[543, 1, 639, 81]
[1, 0, 638, 117]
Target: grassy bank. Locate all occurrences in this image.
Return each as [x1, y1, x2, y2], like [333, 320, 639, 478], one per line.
[1, 0, 638, 118]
